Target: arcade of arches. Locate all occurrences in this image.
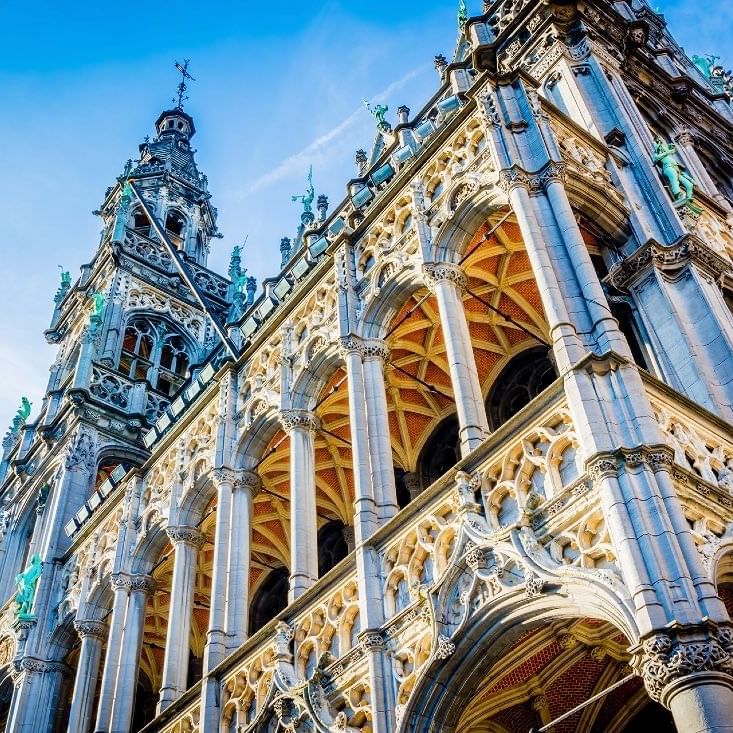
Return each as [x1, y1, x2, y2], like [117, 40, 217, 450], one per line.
[36, 213, 669, 731]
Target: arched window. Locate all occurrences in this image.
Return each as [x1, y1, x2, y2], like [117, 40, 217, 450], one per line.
[248, 567, 289, 636]
[317, 520, 349, 577]
[132, 209, 151, 235]
[119, 319, 191, 396]
[486, 347, 557, 430]
[417, 415, 461, 491]
[165, 210, 186, 248]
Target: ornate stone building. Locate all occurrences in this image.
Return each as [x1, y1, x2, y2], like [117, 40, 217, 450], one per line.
[2, 1, 733, 731]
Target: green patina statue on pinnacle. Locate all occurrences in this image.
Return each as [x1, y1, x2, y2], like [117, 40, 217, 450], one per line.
[364, 100, 391, 132]
[292, 166, 315, 213]
[88, 290, 106, 319]
[692, 54, 719, 79]
[15, 554, 42, 620]
[458, 0, 468, 29]
[652, 135, 696, 205]
[11, 398, 31, 432]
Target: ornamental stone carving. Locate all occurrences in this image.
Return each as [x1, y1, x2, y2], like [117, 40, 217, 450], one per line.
[73, 620, 107, 640]
[497, 161, 566, 195]
[111, 573, 156, 594]
[337, 336, 364, 359]
[631, 626, 733, 703]
[362, 339, 391, 363]
[234, 470, 262, 494]
[422, 262, 468, 292]
[280, 410, 320, 435]
[607, 236, 732, 290]
[166, 526, 206, 548]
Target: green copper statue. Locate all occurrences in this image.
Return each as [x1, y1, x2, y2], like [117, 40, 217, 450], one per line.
[652, 135, 695, 204]
[88, 290, 106, 319]
[364, 100, 391, 132]
[692, 54, 718, 79]
[458, 0, 468, 29]
[59, 268, 71, 291]
[15, 554, 42, 619]
[292, 166, 315, 213]
[10, 398, 31, 434]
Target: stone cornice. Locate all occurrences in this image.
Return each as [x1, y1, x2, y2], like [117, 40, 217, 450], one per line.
[607, 236, 732, 290]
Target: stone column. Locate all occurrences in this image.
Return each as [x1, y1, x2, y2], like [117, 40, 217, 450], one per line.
[226, 471, 258, 649]
[157, 526, 204, 712]
[108, 575, 154, 733]
[422, 262, 490, 455]
[281, 410, 320, 600]
[94, 576, 129, 732]
[5, 659, 70, 733]
[362, 339, 399, 521]
[633, 628, 733, 732]
[67, 620, 107, 733]
[339, 337, 379, 538]
[200, 469, 234, 733]
[608, 239, 733, 421]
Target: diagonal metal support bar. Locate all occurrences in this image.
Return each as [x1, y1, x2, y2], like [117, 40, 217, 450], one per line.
[127, 180, 239, 359]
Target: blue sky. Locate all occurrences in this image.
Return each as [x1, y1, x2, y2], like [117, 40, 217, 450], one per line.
[0, 0, 731, 427]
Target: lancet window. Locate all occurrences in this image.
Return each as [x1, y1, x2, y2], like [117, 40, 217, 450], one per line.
[248, 568, 289, 636]
[119, 318, 191, 396]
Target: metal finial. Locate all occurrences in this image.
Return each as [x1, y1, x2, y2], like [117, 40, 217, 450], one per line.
[173, 59, 196, 110]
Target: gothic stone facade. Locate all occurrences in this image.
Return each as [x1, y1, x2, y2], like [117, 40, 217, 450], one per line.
[2, 1, 733, 732]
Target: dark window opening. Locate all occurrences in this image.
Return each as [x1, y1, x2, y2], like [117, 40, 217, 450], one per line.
[318, 520, 349, 577]
[418, 415, 461, 491]
[132, 210, 151, 235]
[486, 347, 557, 430]
[131, 672, 157, 732]
[393, 467, 412, 509]
[187, 650, 203, 689]
[610, 301, 648, 370]
[165, 211, 185, 248]
[248, 567, 289, 636]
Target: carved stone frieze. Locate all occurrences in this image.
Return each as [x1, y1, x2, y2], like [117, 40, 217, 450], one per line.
[73, 620, 107, 640]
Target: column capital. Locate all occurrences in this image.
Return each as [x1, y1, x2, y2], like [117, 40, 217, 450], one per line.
[422, 262, 468, 292]
[111, 573, 156, 595]
[74, 619, 107, 640]
[212, 467, 238, 489]
[362, 338, 391, 363]
[280, 409, 320, 435]
[498, 161, 566, 195]
[631, 623, 733, 704]
[166, 525, 206, 549]
[234, 469, 261, 494]
[337, 335, 364, 359]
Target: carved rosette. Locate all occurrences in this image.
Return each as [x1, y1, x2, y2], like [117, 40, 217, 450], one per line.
[166, 526, 206, 549]
[422, 262, 468, 293]
[74, 620, 107, 640]
[631, 626, 733, 703]
[497, 161, 566, 195]
[280, 410, 320, 435]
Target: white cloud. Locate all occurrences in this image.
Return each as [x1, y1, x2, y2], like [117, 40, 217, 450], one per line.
[244, 66, 426, 195]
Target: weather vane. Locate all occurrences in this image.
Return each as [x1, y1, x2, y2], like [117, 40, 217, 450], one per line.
[173, 59, 195, 110]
